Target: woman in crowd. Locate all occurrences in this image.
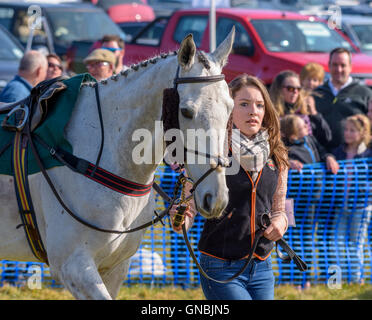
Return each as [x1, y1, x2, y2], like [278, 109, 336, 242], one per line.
[170, 74, 289, 300]
[270, 70, 332, 147]
[46, 53, 64, 80]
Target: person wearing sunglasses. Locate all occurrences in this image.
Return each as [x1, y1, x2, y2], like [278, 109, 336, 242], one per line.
[83, 48, 116, 81]
[270, 70, 332, 148]
[100, 34, 127, 75]
[46, 53, 64, 80]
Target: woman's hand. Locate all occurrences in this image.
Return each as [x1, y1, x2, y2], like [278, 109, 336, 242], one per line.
[263, 215, 287, 241]
[326, 156, 339, 175]
[169, 201, 196, 233]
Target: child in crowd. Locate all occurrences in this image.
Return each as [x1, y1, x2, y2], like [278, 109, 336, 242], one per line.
[330, 114, 372, 284]
[300, 62, 325, 92]
[280, 114, 338, 289]
[280, 114, 339, 173]
[331, 114, 372, 160]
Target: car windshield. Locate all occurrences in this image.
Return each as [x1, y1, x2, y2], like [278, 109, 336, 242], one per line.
[97, 0, 144, 10]
[251, 19, 353, 53]
[351, 24, 372, 51]
[46, 10, 125, 43]
[0, 28, 23, 60]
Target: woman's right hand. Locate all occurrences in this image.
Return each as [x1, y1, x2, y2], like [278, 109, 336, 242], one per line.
[169, 202, 196, 234]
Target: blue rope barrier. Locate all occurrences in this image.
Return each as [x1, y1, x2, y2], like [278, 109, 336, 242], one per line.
[1, 158, 371, 287]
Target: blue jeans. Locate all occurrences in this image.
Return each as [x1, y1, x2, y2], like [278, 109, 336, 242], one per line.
[199, 253, 275, 300]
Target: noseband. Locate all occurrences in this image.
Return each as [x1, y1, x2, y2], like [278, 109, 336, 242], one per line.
[162, 65, 230, 196]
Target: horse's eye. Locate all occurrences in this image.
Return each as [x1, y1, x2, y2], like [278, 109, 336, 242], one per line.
[181, 107, 194, 119]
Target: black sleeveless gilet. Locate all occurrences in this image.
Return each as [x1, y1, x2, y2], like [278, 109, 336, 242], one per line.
[198, 160, 279, 260]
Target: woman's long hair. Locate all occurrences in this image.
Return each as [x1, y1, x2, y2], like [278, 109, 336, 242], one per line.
[228, 74, 289, 170]
[269, 70, 308, 117]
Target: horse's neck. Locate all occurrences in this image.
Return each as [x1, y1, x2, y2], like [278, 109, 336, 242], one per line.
[67, 56, 177, 184]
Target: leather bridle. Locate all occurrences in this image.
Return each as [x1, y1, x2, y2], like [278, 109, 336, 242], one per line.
[162, 65, 230, 199]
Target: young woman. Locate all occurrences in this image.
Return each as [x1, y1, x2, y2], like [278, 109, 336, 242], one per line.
[171, 74, 289, 300]
[270, 70, 332, 147]
[46, 53, 64, 80]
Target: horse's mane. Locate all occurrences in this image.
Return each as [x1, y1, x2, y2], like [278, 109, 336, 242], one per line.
[81, 50, 211, 88]
[81, 51, 178, 88]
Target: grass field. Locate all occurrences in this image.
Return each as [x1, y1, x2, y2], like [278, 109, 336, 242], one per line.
[0, 283, 371, 300]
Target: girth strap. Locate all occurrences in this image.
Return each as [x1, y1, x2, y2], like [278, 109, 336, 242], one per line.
[12, 132, 48, 264]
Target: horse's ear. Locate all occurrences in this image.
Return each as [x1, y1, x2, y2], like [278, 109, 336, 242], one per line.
[211, 26, 235, 68]
[178, 34, 196, 70]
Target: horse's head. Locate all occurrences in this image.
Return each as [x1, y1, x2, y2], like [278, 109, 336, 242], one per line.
[172, 28, 235, 219]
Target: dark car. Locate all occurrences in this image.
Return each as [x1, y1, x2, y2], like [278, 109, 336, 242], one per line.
[0, 1, 125, 71]
[0, 24, 24, 92]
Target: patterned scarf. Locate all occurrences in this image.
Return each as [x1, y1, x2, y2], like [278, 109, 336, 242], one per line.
[230, 125, 270, 174]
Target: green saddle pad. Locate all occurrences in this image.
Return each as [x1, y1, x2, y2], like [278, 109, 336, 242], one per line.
[0, 73, 96, 176]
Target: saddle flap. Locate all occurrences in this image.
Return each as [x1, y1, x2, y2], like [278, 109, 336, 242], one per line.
[31, 78, 68, 131]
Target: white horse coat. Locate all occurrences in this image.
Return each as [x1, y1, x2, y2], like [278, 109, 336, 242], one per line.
[0, 32, 235, 299]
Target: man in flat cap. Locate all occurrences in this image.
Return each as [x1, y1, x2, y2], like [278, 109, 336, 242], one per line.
[83, 48, 116, 81]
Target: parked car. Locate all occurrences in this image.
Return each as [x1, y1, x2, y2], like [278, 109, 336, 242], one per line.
[339, 3, 372, 16]
[146, 0, 193, 17]
[118, 21, 150, 41]
[231, 0, 328, 14]
[0, 24, 24, 92]
[96, 0, 155, 23]
[0, 1, 125, 71]
[339, 14, 372, 55]
[124, 8, 372, 86]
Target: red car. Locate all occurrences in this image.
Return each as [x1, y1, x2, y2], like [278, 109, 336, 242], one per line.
[94, 0, 155, 23]
[124, 8, 372, 86]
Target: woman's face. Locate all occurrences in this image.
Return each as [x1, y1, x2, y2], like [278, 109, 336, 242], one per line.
[46, 57, 63, 80]
[281, 76, 301, 104]
[232, 85, 265, 138]
[343, 121, 363, 146]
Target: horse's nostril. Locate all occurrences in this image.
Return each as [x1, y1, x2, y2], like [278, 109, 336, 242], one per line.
[181, 107, 194, 119]
[203, 193, 213, 212]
